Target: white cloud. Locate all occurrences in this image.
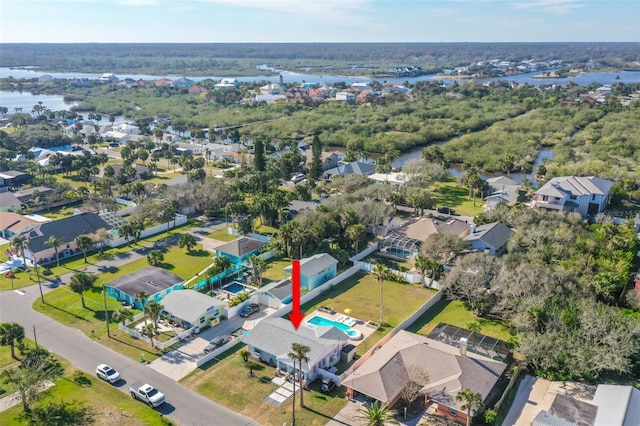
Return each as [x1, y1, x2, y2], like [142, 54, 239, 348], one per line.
[117, 0, 158, 5]
[512, 0, 585, 15]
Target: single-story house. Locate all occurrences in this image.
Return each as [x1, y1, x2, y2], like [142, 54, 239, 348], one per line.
[13, 186, 56, 204]
[0, 212, 47, 240]
[283, 253, 338, 291]
[0, 191, 21, 212]
[368, 172, 409, 186]
[20, 212, 113, 264]
[532, 176, 614, 218]
[105, 266, 184, 309]
[323, 161, 376, 179]
[159, 289, 225, 330]
[336, 91, 355, 101]
[342, 330, 507, 425]
[302, 150, 340, 171]
[243, 317, 349, 384]
[484, 176, 520, 210]
[0, 171, 33, 189]
[97, 163, 150, 181]
[464, 222, 513, 256]
[380, 216, 470, 259]
[256, 278, 293, 309]
[215, 236, 266, 264]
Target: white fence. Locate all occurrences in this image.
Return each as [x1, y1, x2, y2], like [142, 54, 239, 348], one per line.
[349, 242, 379, 262]
[318, 368, 342, 387]
[119, 314, 196, 351]
[108, 214, 188, 247]
[340, 289, 444, 382]
[354, 259, 423, 284]
[227, 227, 273, 243]
[196, 334, 245, 367]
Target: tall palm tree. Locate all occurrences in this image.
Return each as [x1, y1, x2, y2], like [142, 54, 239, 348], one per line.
[371, 264, 388, 325]
[112, 308, 134, 326]
[46, 235, 64, 266]
[75, 235, 93, 263]
[247, 255, 267, 286]
[456, 388, 483, 426]
[141, 323, 156, 348]
[414, 254, 430, 285]
[288, 343, 311, 408]
[144, 301, 164, 333]
[0, 322, 25, 359]
[356, 400, 399, 426]
[11, 236, 29, 271]
[135, 291, 150, 315]
[69, 272, 97, 309]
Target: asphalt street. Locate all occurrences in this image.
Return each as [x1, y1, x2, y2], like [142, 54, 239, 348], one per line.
[0, 221, 259, 426]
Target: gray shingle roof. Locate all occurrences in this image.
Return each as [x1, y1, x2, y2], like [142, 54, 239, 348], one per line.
[259, 278, 292, 301]
[284, 253, 338, 277]
[324, 161, 376, 177]
[243, 317, 348, 368]
[465, 222, 514, 251]
[0, 192, 20, 208]
[24, 212, 112, 253]
[342, 330, 506, 410]
[159, 289, 224, 324]
[215, 237, 265, 258]
[106, 266, 183, 297]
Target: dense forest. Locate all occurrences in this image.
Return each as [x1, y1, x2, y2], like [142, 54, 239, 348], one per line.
[1, 42, 639, 76]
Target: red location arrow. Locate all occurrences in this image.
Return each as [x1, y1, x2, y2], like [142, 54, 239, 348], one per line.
[288, 260, 304, 330]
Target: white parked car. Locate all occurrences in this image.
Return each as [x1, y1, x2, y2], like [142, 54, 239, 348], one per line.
[96, 363, 121, 384]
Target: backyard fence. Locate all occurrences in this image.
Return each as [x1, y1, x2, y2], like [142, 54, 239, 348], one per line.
[354, 259, 423, 284]
[349, 242, 379, 262]
[118, 315, 196, 351]
[340, 289, 443, 383]
[227, 227, 273, 243]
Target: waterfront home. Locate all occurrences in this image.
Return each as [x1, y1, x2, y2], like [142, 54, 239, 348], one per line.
[532, 176, 614, 218]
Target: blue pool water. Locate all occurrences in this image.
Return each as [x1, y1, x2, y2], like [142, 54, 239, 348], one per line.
[307, 315, 359, 338]
[385, 248, 413, 258]
[223, 282, 246, 294]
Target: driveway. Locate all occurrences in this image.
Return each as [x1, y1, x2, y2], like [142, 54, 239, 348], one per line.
[149, 307, 276, 381]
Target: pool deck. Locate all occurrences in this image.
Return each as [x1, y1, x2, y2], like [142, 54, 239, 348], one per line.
[305, 309, 374, 346]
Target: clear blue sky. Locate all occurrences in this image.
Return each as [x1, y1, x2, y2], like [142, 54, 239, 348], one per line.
[1, 0, 638, 43]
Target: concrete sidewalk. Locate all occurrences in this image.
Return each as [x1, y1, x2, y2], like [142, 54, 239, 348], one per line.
[0, 381, 55, 412]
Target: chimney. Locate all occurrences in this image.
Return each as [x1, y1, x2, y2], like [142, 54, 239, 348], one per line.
[470, 224, 476, 234]
[459, 337, 468, 356]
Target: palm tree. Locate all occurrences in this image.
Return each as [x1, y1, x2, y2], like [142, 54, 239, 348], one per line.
[146, 250, 164, 266]
[69, 272, 97, 309]
[141, 323, 156, 348]
[0, 322, 25, 359]
[135, 291, 150, 313]
[112, 308, 134, 326]
[178, 234, 197, 253]
[75, 235, 93, 263]
[46, 235, 64, 266]
[356, 400, 399, 426]
[456, 388, 483, 426]
[414, 254, 430, 285]
[118, 224, 133, 246]
[247, 255, 267, 286]
[11, 236, 29, 271]
[371, 264, 388, 325]
[144, 301, 164, 333]
[288, 343, 311, 408]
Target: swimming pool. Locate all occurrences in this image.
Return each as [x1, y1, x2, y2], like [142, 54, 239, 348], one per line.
[384, 247, 413, 258]
[306, 315, 362, 339]
[222, 281, 255, 295]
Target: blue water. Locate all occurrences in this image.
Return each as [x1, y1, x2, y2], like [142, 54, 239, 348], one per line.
[222, 282, 246, 295]
[307, 315, 358, 338]
[385, 248, 412, 258]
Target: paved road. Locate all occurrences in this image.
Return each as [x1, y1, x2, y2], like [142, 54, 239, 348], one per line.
[0, 220, 259, 426]
[0, 279, 259, 426]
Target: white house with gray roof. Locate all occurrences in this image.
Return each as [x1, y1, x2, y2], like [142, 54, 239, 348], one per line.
[532, 176, 614, 218]
[159, 289, 224, 330]
[243, 317, 349, 383]
[464, 222, 513, 256]
[484, 176, 520, 210]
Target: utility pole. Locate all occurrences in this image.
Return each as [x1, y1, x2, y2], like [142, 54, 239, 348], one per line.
[103, 285, 110, 338]
[32, 325, 38, 349]
[34, 257, 44, 304]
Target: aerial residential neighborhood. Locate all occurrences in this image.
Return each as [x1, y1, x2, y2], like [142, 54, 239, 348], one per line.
[0, 38, 640, 426]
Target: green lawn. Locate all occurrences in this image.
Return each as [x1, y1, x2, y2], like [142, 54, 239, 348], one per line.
[180, 344, 347, 426]
[261, 258, 293, 282]
[430, 180, 484, 217]
[31, 240, 213, 362]
[0, 338, 38, 396]
[406, 299, 513, 342]
[0, 366, 169, 426]
[207, 228, 238, 242]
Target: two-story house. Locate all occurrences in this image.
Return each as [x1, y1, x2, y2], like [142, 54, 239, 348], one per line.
[532, 176, 614, 218]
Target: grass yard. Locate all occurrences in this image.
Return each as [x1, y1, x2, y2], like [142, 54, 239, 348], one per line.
[0, 338, 37, 397]
[429, 180, 484, 217]
[406, 299, 512, 342]
[206, 228, 238, 242]
[31, 239, 212, 362]
[0, 366, 169, 426]
[261, 258, 293, 282]
[0, 267, 44, 291]
[180, 344, 347, 426]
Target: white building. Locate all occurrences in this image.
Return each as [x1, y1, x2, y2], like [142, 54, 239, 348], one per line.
[336, 91, 355, 101]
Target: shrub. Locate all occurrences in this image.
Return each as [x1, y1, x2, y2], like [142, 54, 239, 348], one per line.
[229, 292, 251, 307]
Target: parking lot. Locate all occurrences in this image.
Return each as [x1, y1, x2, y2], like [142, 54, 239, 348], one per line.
[148, 307, 276, 380]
